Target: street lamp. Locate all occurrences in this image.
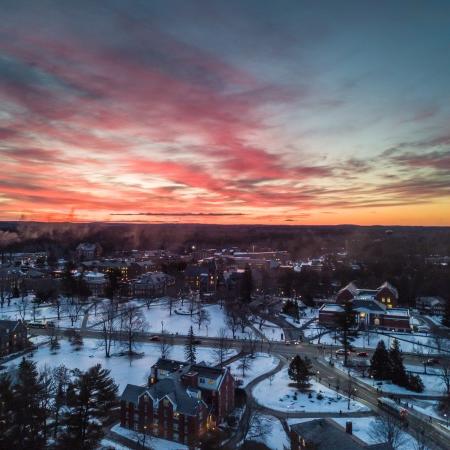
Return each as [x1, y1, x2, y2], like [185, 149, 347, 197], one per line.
[316, 370, 320, 382]
[161, 320, 164, 333]
[445, 413, 448, 427]
[371, 375, 374, 386]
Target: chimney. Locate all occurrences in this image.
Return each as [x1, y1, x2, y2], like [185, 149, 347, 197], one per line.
[182, 371, 198, 388]
[345, 421, 352, 435]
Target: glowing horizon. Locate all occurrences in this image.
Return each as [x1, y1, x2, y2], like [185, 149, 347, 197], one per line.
[1, 1, 449, 226]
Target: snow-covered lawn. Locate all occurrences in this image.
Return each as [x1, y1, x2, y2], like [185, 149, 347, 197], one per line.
[258, 320, 285, 341]
[228, 353, 279, 387]
[282, 308, 318, 328]
[88, 299, 256, 339]
[111, 424, 188, 450]
[100, 438, 131, 449]
[312, 330, 449, 355]
[0, 295, 87, 328]
[246, 414, 289, 450]
[330, 359, 446, 397]
[2, 337, 233, 390]
[252, 367, 369, 413]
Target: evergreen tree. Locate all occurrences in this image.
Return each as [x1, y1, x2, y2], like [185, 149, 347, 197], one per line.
[288, 355, 312, 391]
[57, 364, 118, 450]
[443, 299, 450, 328]
[337, 300, 357, 366]
[408, 374, 424, 393]
[184, 326, 197, 364]
[369, 340, 391, 380]
[0, 373, 14, 448]
[11, 358, 47, 450]
[389, 339, 408, 387]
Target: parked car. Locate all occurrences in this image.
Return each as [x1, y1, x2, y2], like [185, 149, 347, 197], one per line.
[426, 358, 440, 366]
[357, 352, 369, 357]
[149, 335, 160, 342]
[194, 339, 202, 345]
[336, 349, 350, 356]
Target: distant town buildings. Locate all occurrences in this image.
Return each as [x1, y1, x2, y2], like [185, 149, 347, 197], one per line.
[416, 296, 447, 316]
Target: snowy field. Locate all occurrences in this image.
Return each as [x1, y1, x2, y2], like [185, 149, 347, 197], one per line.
[246, 414, 289, 450]
[282, 308, 318, 328]
[258, 320, 285, 341]
[227, 353, 279, 387]
[2, 337, 234, 390]
[100, 438, 130, 450]
[312, 329, 449, 355]
[88, 298, 257, 339]
[252, 367, 369, 413]
[331, 359, 447, 396]
[0, 295, 86, 328]
[111, 424, 188, 450]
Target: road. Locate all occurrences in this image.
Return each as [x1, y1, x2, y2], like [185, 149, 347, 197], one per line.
[28, 321, 450, 449]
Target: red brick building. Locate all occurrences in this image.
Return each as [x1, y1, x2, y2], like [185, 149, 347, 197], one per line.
[319, 281, 410, 332]
[120, 359, 235, 446]
[0, 320, 28, 356]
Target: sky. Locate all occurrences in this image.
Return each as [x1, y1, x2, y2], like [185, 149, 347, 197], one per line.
[0, 0, 449, 225]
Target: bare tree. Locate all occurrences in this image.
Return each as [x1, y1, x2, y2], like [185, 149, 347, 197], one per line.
[226, 308, 240, 339]
[369, 415, 407, 450]
[167, 296, 175, 316]
[245, 410, 272, 443]
[439, 359, 450, 396]
[193, 307, 211, 331]
[120, 303, 147, 355]
[238, 354, 253, 378]
[159, 332, 173, 360]
[345, 373, 356, 410]
[212, 327, 233, 366]
[17, 294, 29, 321]
[244, 332, 258, 357]
[65, 299, 83, 327]
[99, 299, 117, 358]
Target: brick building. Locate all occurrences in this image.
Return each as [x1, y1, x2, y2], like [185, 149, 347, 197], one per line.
[336, 281, 398, 308]
[120, 358, 235, 446]
[319, 281, 410, 332]
[0, 320, 28, 356]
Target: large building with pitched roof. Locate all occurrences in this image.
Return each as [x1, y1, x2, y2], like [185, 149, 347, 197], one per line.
[120, 358, 235, 446]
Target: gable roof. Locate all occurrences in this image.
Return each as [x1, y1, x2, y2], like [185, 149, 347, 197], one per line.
[291, 419, 392, 450]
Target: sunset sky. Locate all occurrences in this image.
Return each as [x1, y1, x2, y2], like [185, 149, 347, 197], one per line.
[1, 0, 449, 225]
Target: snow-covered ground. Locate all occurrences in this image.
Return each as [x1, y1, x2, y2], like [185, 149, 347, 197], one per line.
[2, 337, 233, 390]
[0, 295, 87, 328]
[100, 438, 130, 450]
[252, 367, 369, 413]
[246, 414, 289, 450]
[282, 308, 318, 328]
[258, 320, 285, 341]
[312, 329, 449, 355]
[111, 424, 188, 450]
[88, 298, 256, 339]
[228, 353, 279, 387]
[330, 359, 446, 396]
